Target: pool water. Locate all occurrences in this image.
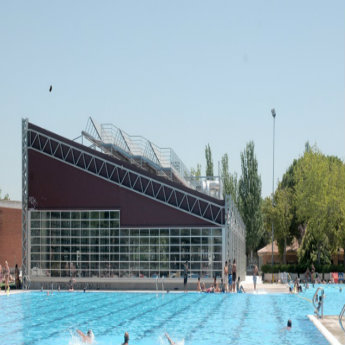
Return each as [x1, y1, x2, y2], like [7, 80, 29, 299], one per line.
[0, 286, 343, 345]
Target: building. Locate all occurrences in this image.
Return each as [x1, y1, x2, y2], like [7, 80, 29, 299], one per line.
[22, 118, 246, 290]
[257, 240, 299, 267]
[258, 240, 344, 267]
[0, 200, 22, 271]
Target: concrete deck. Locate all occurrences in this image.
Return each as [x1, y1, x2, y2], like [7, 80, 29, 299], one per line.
[308, 315, 345, 345]
[242, 276, 290, 294]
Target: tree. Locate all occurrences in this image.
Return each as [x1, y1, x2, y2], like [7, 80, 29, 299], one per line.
[330, 158, 345, 270]
[262, 188, 294, 264]
[221, 153, 238, 204]
[0, 188, 10, 200]
[294, 149, 342, 265]
[238, 141, 263, 259]
[279, 159, 301, 245]
[272, 188, 294, 264]
[205, 144, 214, 179]
[262, 144, 345, 267]
[261, 196, 274, 247]
[190, 164, 202, 180]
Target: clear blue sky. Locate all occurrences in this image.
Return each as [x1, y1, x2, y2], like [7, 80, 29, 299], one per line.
[1, 1, 344, 201]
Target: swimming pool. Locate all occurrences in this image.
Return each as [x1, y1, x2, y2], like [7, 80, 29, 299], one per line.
[0, 287, 343, 345]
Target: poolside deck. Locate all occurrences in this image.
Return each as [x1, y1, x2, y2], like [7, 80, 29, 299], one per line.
[242, 276, 289, 294]
[308, 315, 345, 345]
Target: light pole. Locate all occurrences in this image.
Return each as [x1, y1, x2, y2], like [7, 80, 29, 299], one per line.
[271, 108, 276, 281]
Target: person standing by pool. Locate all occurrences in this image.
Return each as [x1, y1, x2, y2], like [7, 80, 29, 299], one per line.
[228, 260, 232, 292]
[253, 264, 258, 290]
[311, 263, 315, 284]
[224, 261, 228, 292]
[4, 261, 10, 292]
[0, 264, 3, 290]
[197, 276, 201, 292]
[183, 261, 188, 292]
[76, 329, 94, 343]
[232, 259, 237, 292]
[15, 264, 20, 289]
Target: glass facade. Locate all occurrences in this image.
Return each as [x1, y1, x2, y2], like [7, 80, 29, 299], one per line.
[29, 210, 223, 279]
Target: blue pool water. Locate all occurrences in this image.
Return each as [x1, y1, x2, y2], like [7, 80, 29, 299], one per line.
[0, 286, 344, 345]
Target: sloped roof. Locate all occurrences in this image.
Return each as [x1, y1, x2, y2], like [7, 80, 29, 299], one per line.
[257, 239, 299, 256]
[257, 239, 344, 256]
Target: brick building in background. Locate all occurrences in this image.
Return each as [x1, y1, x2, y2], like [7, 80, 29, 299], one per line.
[0, 200, 22, 270]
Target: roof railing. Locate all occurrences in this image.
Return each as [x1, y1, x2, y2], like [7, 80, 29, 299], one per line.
[81, 117, 223, 199]
[83, 117, 191, 184]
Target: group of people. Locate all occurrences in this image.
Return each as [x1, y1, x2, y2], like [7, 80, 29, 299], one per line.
[77, 322, 292, 345]
[76, 330, 130, 344]
[196, 275, 245, 294]
[76, 329, 182, 345]
[0, 261, 20, 292]
[193, 259, 245, 294]
[223, 259, 238, 292]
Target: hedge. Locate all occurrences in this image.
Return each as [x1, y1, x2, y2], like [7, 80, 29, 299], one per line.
[261, 264, 345, 274]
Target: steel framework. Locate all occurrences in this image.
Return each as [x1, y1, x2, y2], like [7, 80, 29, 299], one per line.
[224, 194, 246, 280]
[82, 117, 191, 186]
[22, 118, 30, 289]
[27, 127, 225, 226]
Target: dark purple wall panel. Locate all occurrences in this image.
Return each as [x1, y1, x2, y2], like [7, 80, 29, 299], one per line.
[28, 150, 215, 227]
[28, 122, 224, 206]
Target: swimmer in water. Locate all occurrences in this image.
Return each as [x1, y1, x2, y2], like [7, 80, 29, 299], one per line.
[165, 332, 176, 345]
[281, 319, 292, 331]
[122, 332, 129, 345]
[286, 319, 292, 330]
[76, 329, 94, 343]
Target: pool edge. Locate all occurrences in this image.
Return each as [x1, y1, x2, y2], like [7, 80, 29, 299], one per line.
[308, 315, 341, 345]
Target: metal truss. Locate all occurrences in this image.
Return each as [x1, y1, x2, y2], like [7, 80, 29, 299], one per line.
[22, 118, 30, 289]
[224, 194, 246, 280]
[27, 127, 225, 226]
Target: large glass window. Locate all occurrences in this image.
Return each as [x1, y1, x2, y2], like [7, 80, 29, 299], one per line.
[30, 210, 223, 279]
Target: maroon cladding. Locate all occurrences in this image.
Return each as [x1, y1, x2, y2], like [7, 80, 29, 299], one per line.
[28, 122, 224, 206]
[28, 150, 216, 227]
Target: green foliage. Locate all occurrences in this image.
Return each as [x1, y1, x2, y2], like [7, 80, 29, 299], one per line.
[190, 164, 201, 180]
[273, 188, 294, 264]
[298, 226, 331, 266]
[0, 188, 10, 200]
[205, 144, 214, 179]
[238, 141, 263, 256]
[261, 263, 344, 274]
[294, 149, 345, 265]
[221, 153, 238, 204]
[261, 145, 345, 268]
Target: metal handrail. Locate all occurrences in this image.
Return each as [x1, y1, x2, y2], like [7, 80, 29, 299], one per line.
[313, 287, 325, 319]
[339, 304, 345, 333]
[84, 118, 191, 183]
[22, 275, 31, 290]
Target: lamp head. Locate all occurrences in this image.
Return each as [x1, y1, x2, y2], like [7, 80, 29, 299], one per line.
[271, 108, 276, 118]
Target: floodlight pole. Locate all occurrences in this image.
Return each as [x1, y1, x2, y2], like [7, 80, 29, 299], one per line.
[271, 108, 276, 282]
